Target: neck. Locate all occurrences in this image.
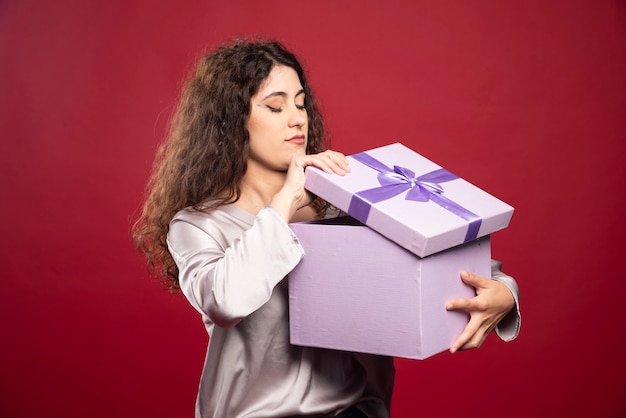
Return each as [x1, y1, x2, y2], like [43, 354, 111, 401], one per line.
[235, 160, 320, 222]
[236, 160, 287, 215]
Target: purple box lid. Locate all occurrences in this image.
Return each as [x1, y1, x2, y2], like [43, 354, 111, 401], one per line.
[305, 142, 513, 257]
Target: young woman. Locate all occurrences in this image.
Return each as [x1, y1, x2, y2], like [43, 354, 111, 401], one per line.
[133, 39, 520, 418]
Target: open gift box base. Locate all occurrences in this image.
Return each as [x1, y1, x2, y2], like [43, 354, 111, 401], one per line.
[288, 218, 491, 360]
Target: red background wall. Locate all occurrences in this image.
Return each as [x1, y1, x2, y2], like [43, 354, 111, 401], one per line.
[2, 1, 625, 417]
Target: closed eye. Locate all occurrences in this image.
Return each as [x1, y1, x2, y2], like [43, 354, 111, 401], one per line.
[266, 105, 282, 113]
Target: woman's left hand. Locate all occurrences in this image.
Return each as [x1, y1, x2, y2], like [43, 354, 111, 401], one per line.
[445, 271, 515, 353]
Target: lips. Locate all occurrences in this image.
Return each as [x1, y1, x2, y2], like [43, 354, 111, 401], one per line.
[286, 135, 305, 145]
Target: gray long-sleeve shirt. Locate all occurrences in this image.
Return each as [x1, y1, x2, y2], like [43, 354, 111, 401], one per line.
[167, 204, 520, 418]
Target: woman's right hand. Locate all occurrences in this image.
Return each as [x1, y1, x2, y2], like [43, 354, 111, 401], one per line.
[270, 150, 350, 222]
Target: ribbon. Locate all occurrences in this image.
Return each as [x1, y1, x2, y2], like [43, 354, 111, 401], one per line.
[347, 152, 482, 242]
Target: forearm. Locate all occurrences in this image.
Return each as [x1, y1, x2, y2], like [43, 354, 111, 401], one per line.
[168, 207, 304, 327]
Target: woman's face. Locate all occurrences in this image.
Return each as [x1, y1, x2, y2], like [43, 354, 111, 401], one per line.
[247, 65, 308, 172]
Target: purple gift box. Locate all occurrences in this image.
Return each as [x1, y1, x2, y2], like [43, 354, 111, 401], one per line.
[305, 142, 514, 257]
[288, 218, 491, 359]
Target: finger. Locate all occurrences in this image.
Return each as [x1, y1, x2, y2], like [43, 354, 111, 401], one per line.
[449, 320, 479, 354]
[324, 154, 349, 174]
[450, 314, 496, 353]
[460, 270, 489, 289]
[459, 324, 493, 352]
[321, 150, 351, 173]
[446, 297, 474, 312]
[316, 158, 346, 175]
[296, 155, 334, 174]
[454, 333, 487, 353]
[330, 151, 351, 171]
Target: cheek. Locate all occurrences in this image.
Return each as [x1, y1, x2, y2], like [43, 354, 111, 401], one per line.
[246, 115, 264, 142]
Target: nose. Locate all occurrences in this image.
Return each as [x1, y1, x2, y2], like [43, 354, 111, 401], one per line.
[288, 105, 307, 128]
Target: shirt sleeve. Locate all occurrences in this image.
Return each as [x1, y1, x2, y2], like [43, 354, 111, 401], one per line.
[490, 259, 521, 341]
[167, 207, 305, 328]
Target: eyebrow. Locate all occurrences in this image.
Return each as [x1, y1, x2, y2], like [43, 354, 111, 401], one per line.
[261, 89, 305, 101]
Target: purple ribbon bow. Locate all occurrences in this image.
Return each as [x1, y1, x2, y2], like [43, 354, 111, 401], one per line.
[347, 152, 482, 242]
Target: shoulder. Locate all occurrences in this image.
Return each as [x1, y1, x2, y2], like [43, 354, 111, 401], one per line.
[169, 207, 226, 241]
[169, 204, 253, 244]
[171, 207, 221, 229]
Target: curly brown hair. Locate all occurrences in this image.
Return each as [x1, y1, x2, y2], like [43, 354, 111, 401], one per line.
[132, 39, 330, 290]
